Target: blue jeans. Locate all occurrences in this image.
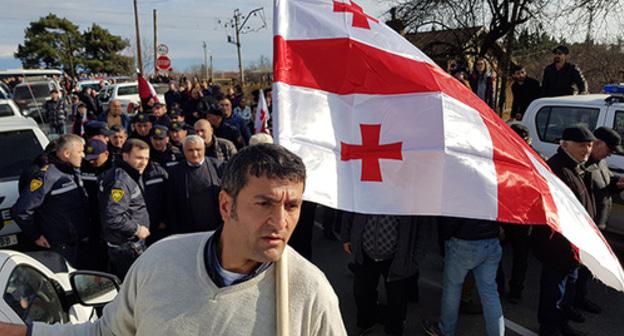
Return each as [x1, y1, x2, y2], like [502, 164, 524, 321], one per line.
[439, 238, 504, 336]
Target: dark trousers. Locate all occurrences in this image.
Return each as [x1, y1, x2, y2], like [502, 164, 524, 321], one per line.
[51, 123, 66, 135]
[496, 231, 530, 294]
[107, 241, 146, 281]
[538, 264, 578, 335]
[574, 265, 591, 305]
[354, 253, 408, 335]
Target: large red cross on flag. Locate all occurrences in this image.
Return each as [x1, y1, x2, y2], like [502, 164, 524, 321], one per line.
[273, 0, 624, 291]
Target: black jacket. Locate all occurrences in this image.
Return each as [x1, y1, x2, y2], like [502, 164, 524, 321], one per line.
[150, 145, 183, 169]
[437, 216, 500, 241]
[81, 158, 113, 241]
[585, 158, 621, 228]
[511, 77, 540, 117]
[43, 99, 66, 126]
[215, 122, 245, 149]
[98, 161, 150, 245]
[167, 159, 223, 233]
[205, 135, 237, 162]
[11, 157, 89, 245]
[541, 63, 587, 97]
[142, 162, 168, 228]
[532, 147, 596, 272]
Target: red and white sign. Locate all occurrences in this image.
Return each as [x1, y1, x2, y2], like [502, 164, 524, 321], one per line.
[273, 0, 624, 290]
[156, 55, 171, 71]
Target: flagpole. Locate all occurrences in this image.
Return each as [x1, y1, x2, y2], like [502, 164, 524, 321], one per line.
[276, 249, 289, 336]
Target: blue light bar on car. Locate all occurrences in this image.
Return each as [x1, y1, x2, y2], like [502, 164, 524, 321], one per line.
[603, 84, 624, 95]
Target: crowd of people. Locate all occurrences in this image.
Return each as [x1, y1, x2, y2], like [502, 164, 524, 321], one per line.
[1, 44, 619, 336]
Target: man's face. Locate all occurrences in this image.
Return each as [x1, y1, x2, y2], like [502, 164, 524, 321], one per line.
[512, 69, 526, 82]
[170, 129, 187, 144]
[135, 122, 152, 136]
[110, 131, 127, 148]
[475, 60, 486, 73]
[553, 52, 567, 64]
[90, 151, 109, 167]
[61, 143, 85, 168]
[110, 101, 122, 117]
[194, 122, 213, 143]
[591, 140, 613, 161]
[77, 106, 87, 116]
[153, 106, 165, 117]
[206, 114, 222, 128]
[123, 147, 150, 174]
[169, 83, 176, 91]
[563, 141, 593, 162]
[219, 99, 233, 117]
[150, 136, 169, 152]
[219, 176, 304, 264]
[51, 92, 60, 100]
[183, 141, 205, 165]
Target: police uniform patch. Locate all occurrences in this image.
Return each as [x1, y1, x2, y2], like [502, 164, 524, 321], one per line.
[29, 178, 43, 192]
[87, 146, 94, 153]
[155, 128, 162, 136]
[111, 188, 125, 203]
[40, 165, 49, 172]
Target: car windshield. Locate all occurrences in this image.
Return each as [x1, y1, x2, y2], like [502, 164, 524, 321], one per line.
[0, 130, 43, 181]
[0, 103, 16, 117]
[117, 85, 138, 96]
[13, 83, 50, 100]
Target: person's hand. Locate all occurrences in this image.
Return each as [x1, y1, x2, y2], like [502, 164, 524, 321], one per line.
[616, 176, 624, 189]
[136, 226, 150, 240]
[35, 235, 50, 248]
[0, 322, 28, 336]
[343, 242, 352, 254]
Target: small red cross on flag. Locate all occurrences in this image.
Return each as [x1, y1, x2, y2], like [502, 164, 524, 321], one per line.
[333, 0, 379, 29]
[341, 124, 403, 182]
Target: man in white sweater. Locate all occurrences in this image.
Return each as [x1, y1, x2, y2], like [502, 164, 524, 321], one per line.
[0, 144, 347, 336]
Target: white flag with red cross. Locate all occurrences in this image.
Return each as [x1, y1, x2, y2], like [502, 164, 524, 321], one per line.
[138, 73, 159, 104]
[255, 89, 271, 134]
[273, 0, 624, 290]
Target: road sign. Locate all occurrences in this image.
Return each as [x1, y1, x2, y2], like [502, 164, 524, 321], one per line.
[157, 44, 169, 55]
[156, 55, 171, 71]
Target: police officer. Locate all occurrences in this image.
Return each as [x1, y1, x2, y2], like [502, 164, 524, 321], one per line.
[166, 135, 222, 233]
[80, 139, 112, 271]
[151, 102, 171, 128]
[149, 125, 183, 169]
[98, 139, 151, 280]
[11, 134, 89, 267]
[129, 113, 153, 143]
[169, 121, 188, 151]
[84, 120, 114, 144]
[143, 159, 169, 245]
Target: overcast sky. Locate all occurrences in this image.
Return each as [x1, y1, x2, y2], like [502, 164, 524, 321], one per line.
[1, 0, 391, 72]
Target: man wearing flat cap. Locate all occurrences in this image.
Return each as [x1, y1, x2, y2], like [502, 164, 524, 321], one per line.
[541, 45, 588, 97]
[534, 126, 596, 336]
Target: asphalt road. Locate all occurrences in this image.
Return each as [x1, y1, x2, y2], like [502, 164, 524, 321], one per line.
[308, 219, 624, 336]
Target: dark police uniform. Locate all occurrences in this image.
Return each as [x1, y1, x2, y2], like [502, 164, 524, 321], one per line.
[151, 144, 183, 169]
[143, 161, 169, 245]
[98, 160, 150, 280]
[11, 157, 89, 266]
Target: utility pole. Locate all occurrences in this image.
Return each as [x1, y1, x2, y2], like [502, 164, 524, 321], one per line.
[203, 41, 209, 80]
[133, 0, 143, 74]
[227, 7, 264, 86]
[210, 53, 213, 80]
[153, 9, 158, 75]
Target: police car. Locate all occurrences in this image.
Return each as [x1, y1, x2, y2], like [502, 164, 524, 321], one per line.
[522, 84, 624, 235]
[0, 250, 119, 325]
[0, 116, 49, 249]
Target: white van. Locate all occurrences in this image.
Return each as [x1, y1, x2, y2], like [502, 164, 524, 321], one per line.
[522, 88, 624, 235]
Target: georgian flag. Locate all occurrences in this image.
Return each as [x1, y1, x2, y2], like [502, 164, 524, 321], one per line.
[255, 89, 271, 134]
[273, 0, 624, 290]
[138, 73, 159, 103]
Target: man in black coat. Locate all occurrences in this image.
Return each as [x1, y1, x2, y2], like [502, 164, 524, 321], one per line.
[204, 104, 245, 149]
[167, 135, 222, 234]
[534, 126, 596, 336]
[510, 65, 540, 120]
[541, 45, 588, 97]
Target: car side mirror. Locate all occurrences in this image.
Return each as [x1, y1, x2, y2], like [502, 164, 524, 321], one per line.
[69, 271, 120, 307]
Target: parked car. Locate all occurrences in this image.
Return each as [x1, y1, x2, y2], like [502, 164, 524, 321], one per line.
[0, 100, 22, 118]
[522, 86, 624, 235]
[12, 80, 63, 121]
[98, 82, 166, 115]
[76, 79, 108, 93]
[0, 250, 119, 325]
[0, 117, 49, 249]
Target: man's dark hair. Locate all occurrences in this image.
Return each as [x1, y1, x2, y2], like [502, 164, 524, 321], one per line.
[222, 144, 306, 201]
[511, 65, 525, 73]
[121, 138, 149, 154]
